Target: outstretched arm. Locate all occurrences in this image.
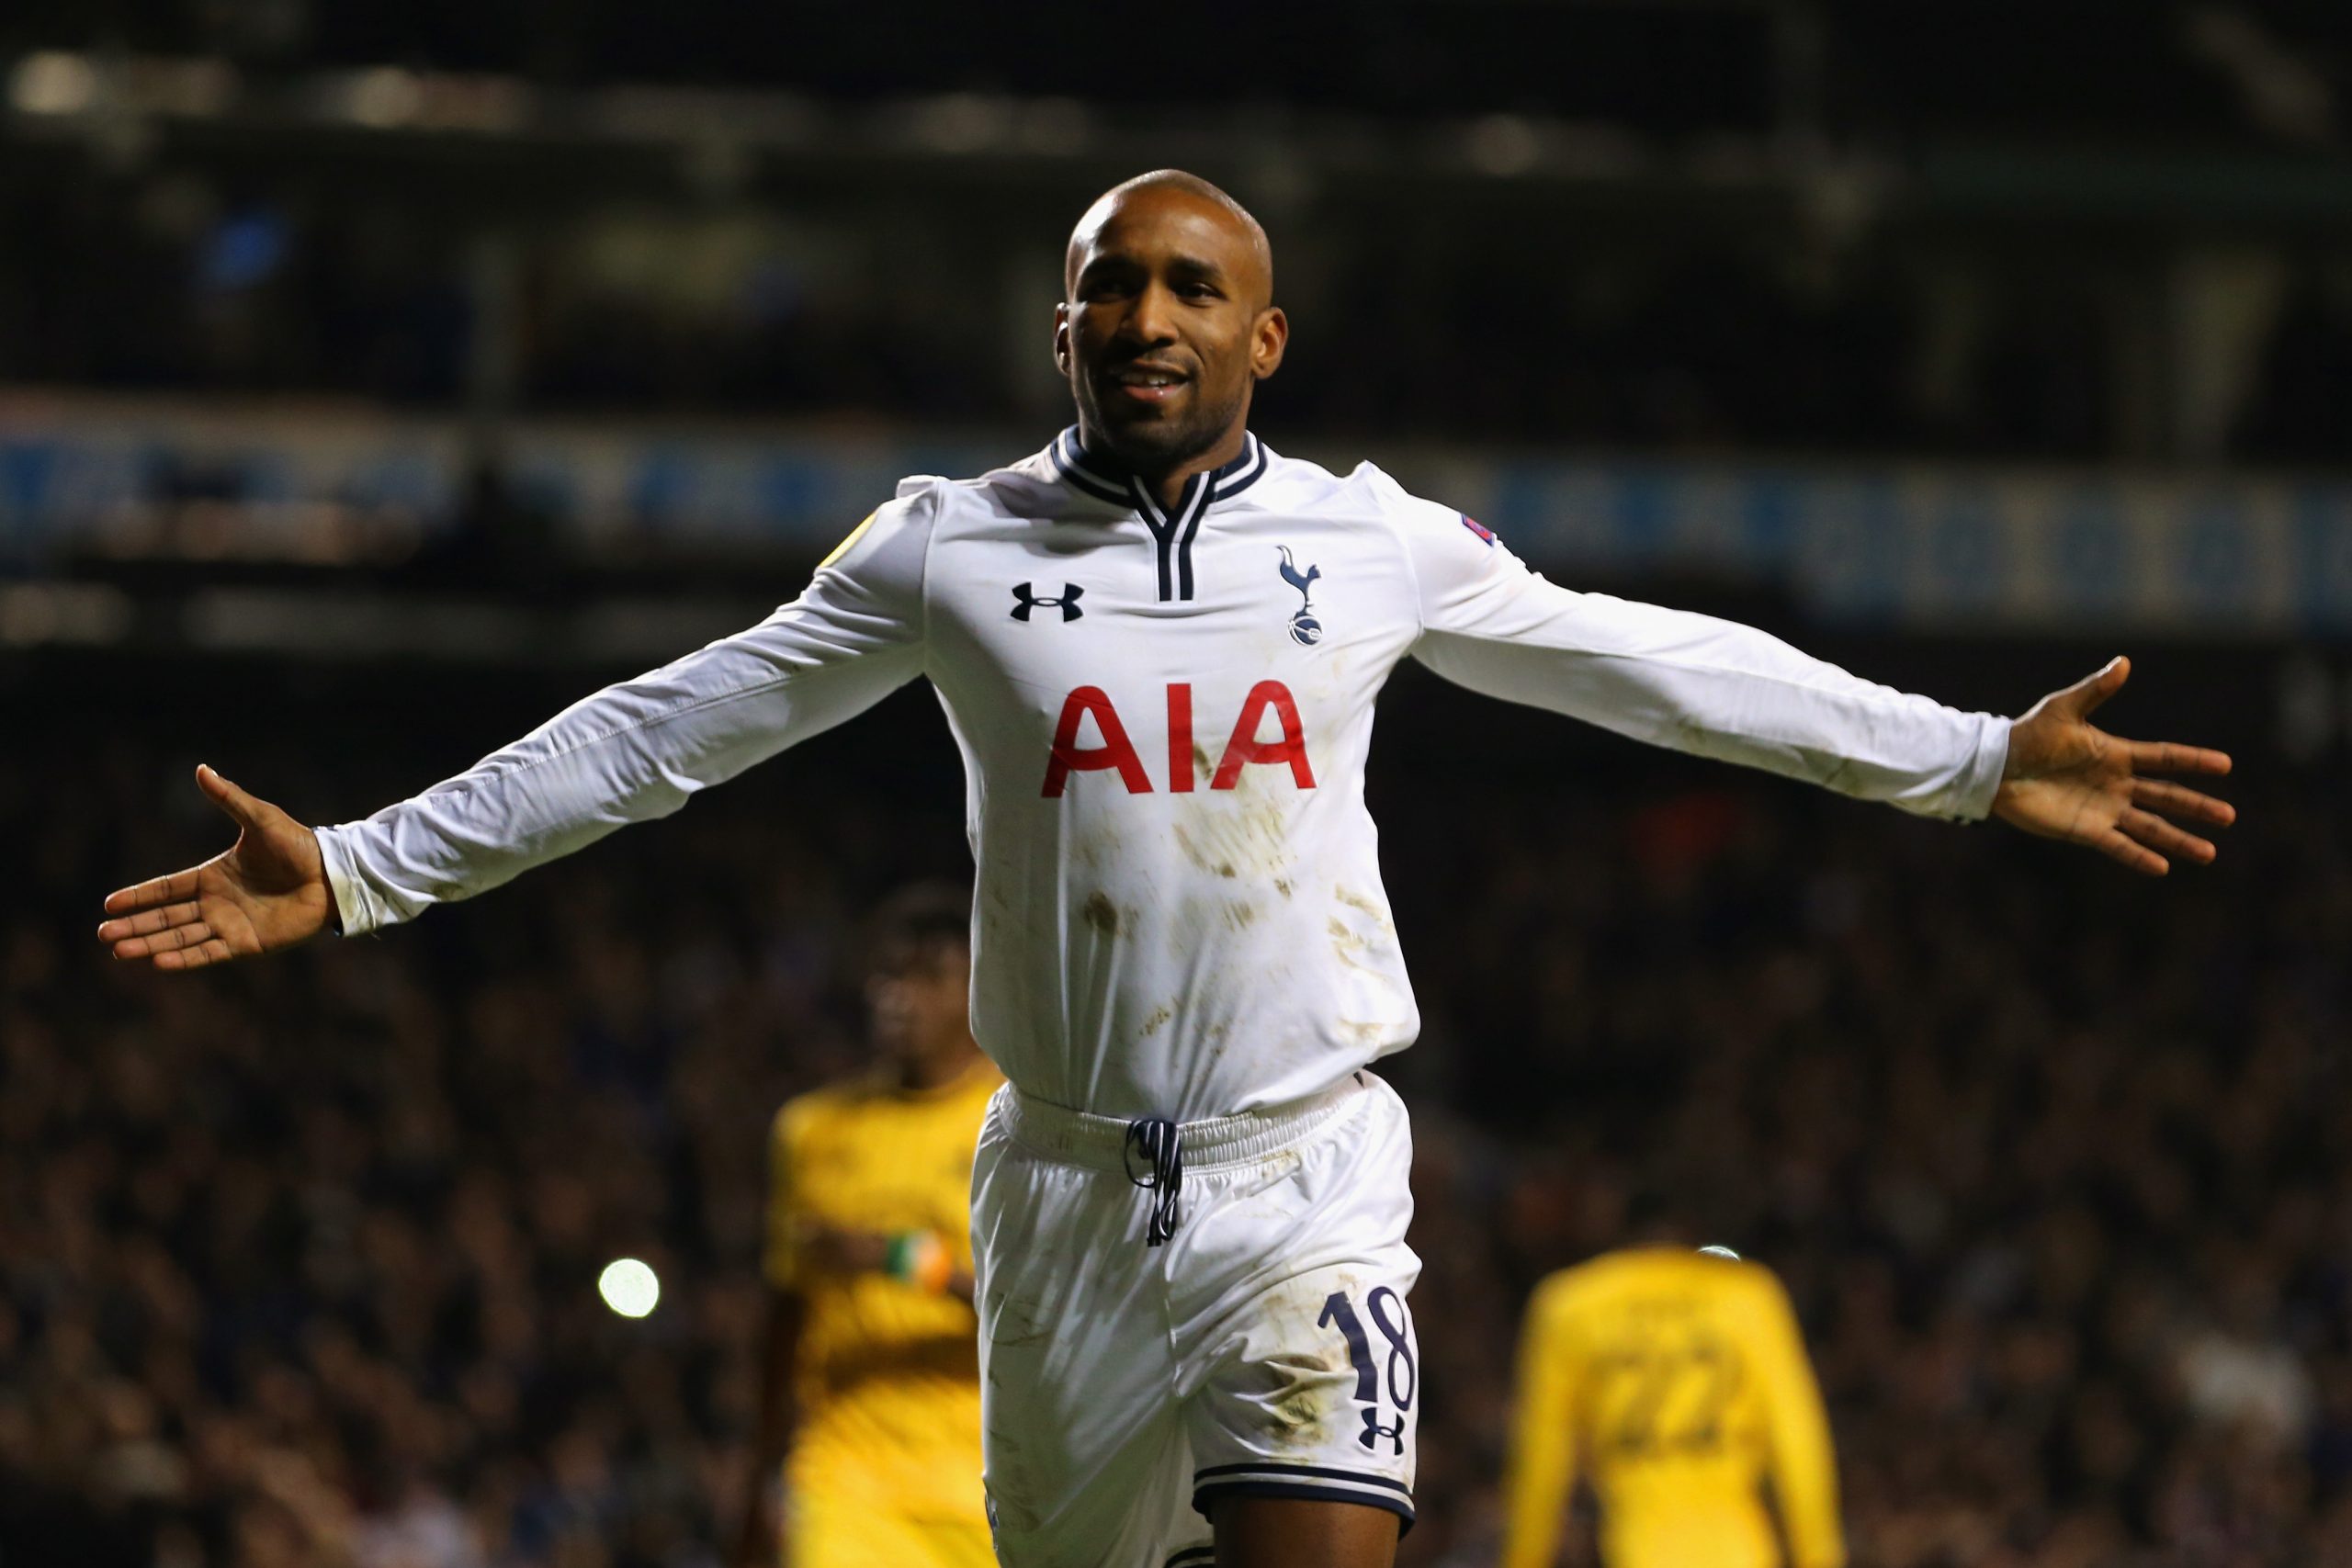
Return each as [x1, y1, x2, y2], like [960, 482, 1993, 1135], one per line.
[1395, 485, 2232, 859]
[1991, 656, 2232, 875]
[98, 493, 934, 968]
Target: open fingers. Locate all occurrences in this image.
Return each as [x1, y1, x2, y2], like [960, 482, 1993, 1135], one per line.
[2130, 777, 2236, 828]
[2125, 739, 2233, 777]
[103, 867, 202, 916]
[109, 920, 219, 962]
[2094, 827, 2170, 876]
[96, 900, 203, 944]
[153, 937, 236, 972]
[2119, 807, 2216, 866]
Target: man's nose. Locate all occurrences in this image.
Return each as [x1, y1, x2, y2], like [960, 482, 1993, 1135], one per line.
[1121, 281, 1179, 345]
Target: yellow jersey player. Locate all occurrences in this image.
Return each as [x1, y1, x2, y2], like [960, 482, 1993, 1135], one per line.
[1500, 1216, 1844, 1568]
[731, 883, 1003, 1568]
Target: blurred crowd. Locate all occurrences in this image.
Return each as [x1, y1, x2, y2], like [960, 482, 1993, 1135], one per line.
[4, 692, 2350, 1568]
[12, 1, 2352, 468]
[9, 173, 2352, 466]
[7, 1, 2331, 132]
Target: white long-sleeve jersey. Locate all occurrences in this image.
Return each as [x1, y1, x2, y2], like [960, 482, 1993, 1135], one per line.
[319, 431, 2011, 1121]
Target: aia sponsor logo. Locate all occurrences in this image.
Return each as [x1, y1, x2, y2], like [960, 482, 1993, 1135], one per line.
[1042, 682, 1315, 797]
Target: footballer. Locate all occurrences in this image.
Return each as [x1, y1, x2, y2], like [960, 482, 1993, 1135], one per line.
[733, 883, 1001, 1568]
[1501, 1213, 1842, 1568]
[102, 170, 2233, 1568]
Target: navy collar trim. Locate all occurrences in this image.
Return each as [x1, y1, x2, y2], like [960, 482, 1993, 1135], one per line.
[1048, 428, 1271, 511]
[1051, 429, 1131, 506]
[1046, 428, 1267, 602]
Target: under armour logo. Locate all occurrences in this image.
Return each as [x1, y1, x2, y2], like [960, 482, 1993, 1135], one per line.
[1359, 1411, 1408, 1456]
[1012, 582, 1084, 622]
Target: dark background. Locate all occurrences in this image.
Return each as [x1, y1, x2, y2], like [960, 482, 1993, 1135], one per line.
[6, 5, 2352, 1567]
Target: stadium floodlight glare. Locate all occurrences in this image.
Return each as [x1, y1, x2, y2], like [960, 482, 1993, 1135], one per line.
[1464, 113, 1541, 177]
[11, 52, 97, 117]
[598, 1258, 661, 1318]
[345, 66, 424, 129]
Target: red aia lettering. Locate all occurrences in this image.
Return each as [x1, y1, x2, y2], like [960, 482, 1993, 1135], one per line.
[1041, 685, 1152, 797]
[1040, 682, 1315, 797]
[1168, 682, 1195, 794]
[1210, 681, 1316, 791]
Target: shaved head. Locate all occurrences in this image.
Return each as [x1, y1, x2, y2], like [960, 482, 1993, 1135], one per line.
[1055, 170, 1289, 486]
[1064, 170, 1273, 308]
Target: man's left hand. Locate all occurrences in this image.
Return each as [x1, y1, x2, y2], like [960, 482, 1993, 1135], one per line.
[1993, 657, 2234, 875]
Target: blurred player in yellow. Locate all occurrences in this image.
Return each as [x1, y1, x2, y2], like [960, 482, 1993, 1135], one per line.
[730, 883, 1003, 1568]
[1499, 1197, 1844, 1568]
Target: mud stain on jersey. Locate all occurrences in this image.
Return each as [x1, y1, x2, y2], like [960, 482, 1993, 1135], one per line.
[1273, 878, 1294, 899]
[1082, 891, 1121, 937]
[1333, 886, 1393, 931]
[1199, 1019, 1234, 1073]
[1328, 917, 1380, 973]
[1172, 805, 1294, 886]
[1220, 901, 1260, 931]
[1138, 1003, 1174, 1039]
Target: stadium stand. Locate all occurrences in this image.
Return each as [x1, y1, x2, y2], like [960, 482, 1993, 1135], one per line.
[4, 662, 2346, 1567]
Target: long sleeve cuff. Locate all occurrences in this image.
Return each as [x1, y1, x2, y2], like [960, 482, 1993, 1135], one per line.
[315, 824, 390, 937]
[1950, 715, 2014, 822]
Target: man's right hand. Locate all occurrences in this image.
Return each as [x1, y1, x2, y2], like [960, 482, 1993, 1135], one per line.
[97, 765, 334, 971]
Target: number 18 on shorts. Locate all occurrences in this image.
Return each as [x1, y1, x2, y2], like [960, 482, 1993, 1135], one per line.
[1314, 1284, 1417, 1458]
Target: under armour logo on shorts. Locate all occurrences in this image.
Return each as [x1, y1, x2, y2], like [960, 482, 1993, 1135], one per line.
[1012, 582, 1084, 622]
[1360, 1412, 1408, 1455]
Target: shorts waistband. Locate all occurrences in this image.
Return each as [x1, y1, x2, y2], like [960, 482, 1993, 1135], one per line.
[997, 1075, 1371, 1175]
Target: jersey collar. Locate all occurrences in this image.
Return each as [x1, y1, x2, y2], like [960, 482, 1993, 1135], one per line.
[1047, 427, 1270, 603]
[1049, 426, 1270, 511]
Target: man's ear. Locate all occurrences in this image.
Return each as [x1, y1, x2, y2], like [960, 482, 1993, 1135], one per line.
[1053, 302, 1073, 377]
[1251, 306, 1289, 381]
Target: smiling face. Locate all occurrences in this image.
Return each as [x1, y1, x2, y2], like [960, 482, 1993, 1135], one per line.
[1056, 175, 1287, 478]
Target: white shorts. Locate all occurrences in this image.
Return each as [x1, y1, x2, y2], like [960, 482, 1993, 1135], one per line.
[971, 1071, 1420, 1568]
